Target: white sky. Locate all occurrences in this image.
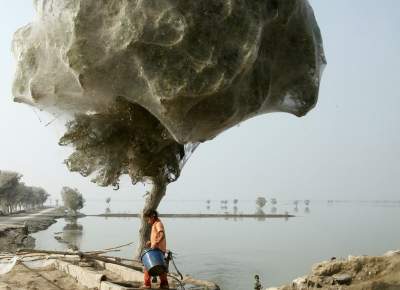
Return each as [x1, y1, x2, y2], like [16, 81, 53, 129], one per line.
[1, 1, 399, 204]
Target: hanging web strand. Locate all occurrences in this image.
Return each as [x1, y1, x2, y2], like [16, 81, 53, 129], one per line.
[180, 143, 199, 170]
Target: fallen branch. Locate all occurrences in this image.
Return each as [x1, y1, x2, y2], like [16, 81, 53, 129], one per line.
[88, 241, 134, 253]
[16, 248, 144, 272]
[85, 241, 134, 255]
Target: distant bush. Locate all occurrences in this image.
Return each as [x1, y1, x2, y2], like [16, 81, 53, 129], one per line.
[61, 186, 85, 215]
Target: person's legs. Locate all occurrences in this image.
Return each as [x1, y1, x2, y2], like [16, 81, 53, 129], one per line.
[159, 272, 169, 288]
[143, 269, 151, 287]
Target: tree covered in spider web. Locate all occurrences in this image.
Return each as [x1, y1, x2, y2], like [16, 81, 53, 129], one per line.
[58, 97, 188, 256]
[59, 97, 185, 188]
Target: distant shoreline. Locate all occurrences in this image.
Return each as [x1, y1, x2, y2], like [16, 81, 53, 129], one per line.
[86, 213, 295, 218]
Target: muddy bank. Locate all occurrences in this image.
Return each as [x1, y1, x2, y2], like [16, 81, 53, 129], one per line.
[0, 225, 34, 252]
[0, 208, 65, 252]
[270, 250, 400, 290]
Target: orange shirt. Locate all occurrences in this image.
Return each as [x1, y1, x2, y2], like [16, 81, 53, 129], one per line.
[150, 219, 167, 252]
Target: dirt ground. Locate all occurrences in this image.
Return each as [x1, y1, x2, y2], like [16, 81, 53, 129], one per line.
[1, 252, 399, 290]
[0, 264, 88, 290]
[273, 250, 400, 290]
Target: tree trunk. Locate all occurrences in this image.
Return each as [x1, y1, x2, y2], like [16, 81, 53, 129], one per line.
[134, 177, 167, 259]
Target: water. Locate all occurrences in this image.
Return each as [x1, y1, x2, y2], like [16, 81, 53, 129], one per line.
[33, 201, 400, 290]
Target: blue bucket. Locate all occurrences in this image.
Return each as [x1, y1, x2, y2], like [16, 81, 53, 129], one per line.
[141, 248, 167, 276]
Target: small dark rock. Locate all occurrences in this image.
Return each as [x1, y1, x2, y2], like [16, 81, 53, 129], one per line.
[333, 273, 352, 285]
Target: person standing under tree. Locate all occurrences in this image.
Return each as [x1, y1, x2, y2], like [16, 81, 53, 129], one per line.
[143, 210, 169, 289]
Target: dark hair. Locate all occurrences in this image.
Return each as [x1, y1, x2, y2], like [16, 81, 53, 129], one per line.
[145, 209, 158, 218]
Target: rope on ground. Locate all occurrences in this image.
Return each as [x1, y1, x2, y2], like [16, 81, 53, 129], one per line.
[167, 273, 186, 290]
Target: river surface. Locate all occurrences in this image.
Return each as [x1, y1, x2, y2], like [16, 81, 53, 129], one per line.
[33, 201, 400, 290]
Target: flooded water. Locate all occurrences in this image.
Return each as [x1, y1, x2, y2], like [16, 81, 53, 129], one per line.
[33, 201, 400, 290]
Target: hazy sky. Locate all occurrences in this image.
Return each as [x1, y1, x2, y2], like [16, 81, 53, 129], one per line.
[1, 1, 399, 206]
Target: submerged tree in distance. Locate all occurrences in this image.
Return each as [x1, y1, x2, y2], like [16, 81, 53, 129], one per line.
[232, 199, 239, 214]
[61, 186, 85, 215]
[206, 199, 211, 210]
[105, 197, 112, 214]
[255, 196, 267, 216]
[256, 197, 267, 209]
[293, 200, 299, 212]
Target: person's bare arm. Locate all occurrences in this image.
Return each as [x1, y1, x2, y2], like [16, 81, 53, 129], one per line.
[153, 230, 164, 247]
[151, 222, 165, 248]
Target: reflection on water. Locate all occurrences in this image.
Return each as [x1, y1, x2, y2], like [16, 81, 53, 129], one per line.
[195, 255, 243, 289]
[33, 202, 400, 290]
[254, 208, 266, 221]
[233, 206, 238, 215]
[54, 217, 83, 250]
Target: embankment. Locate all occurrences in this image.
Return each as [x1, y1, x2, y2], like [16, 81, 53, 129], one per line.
[269, 250, 400, 290]
[0, 208, 64, 252]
